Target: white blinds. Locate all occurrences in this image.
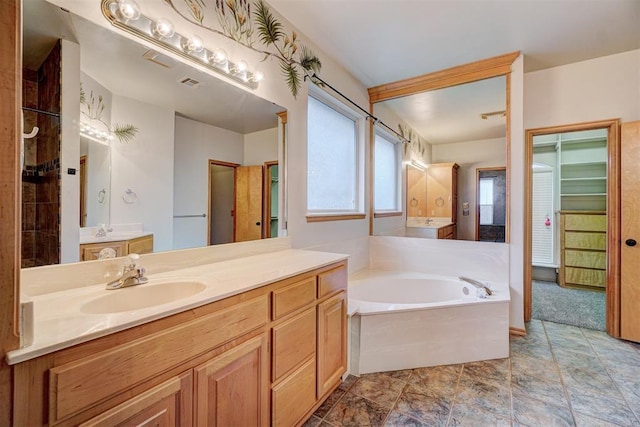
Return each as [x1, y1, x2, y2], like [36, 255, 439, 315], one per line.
[532, 169, 554, 265]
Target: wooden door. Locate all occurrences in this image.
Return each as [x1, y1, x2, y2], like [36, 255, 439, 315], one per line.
[621, 121, 640, 342]
[194, 334, 269, 427]
[79, 372, 192, 427]
[317, 291, 347, 397]
[235, 165, 263, 242]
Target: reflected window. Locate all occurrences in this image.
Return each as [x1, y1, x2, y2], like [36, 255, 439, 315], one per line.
[307, 92, 363, 213]
[479, 178, 494, 225]
[374, 131, 400, 212]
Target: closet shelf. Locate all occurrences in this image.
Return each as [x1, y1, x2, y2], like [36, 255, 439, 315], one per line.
[560, 161, 606, 167]
[561, 193, 606, 197]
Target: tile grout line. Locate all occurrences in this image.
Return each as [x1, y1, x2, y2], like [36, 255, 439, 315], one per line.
[381, 373, 411, 426]
[444, 363, 465, 427]
[541, 320, 579, 426]
[581, 328, 640, 425]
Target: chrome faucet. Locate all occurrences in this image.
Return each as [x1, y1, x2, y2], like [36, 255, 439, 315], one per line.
[424, 217, 433, 225]
[106, 253, 148, 290]
[459, 276, 493, 296]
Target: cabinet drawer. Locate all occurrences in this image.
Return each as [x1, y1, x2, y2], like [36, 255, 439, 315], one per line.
[318, 264, 347, 298]
[128, 235, 153, 254]
[49, 296, 268, 422]
[272, 308, 316, 382]
[564, 232, 606, 250]
[565, 250, 606, 269]
[79, 372, 192, 427]
[80, 241, 126, 261]
[272, 357, 316, 427]
[564, 214, 606, 232]
[565, 267, 606, 287]
[272, 277, 316, 320]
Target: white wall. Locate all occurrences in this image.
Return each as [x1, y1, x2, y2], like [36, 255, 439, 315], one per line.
[432, 137, 506, 240]
[173, 116, 244, 249]
[525, 50, 640, 129]
[244, 128, 278, 166]
[60, 39, 81, 263]
[110, 95, 175, 252]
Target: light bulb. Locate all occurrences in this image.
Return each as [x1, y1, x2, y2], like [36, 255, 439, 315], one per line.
[251, 70, 264, 83]
[181, 35, 204, 53]
[117, 0, 141, 21]
[234, 60, 248, 73]
[152, 18, 175, 38]
[209, 48, 227, 65]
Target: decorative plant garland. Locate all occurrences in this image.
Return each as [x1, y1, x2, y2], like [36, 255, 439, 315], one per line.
[398, 123, 427, 159]
[80, 84, 139, 143]
[165, 0, 322, 97]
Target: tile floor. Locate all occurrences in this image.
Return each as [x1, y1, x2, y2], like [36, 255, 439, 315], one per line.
[305, 320, 640, 426]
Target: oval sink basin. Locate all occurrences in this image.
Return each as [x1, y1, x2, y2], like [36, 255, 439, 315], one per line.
[81, 281, 207, 314]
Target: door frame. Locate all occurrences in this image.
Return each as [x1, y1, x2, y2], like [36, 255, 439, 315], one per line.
[207, 159, 240, 246]
[523, 119, 621, 336]
[475, 166, 507, 242]
[263, 161, 278, 239]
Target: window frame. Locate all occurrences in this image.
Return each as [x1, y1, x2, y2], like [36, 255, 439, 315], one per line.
[306, 85, 366, 221]
[373, 128, 402, 217]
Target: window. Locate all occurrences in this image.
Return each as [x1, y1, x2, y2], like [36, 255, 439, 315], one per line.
[479, 178, 494, 225]
[374, 131, 400, 212]
[307, 91, 364, 217]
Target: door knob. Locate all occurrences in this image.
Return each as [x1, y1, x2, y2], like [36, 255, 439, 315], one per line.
[256, 221, 261, 226]
[626, 239, 637, 247]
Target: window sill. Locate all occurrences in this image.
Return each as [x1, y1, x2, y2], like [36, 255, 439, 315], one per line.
[306, 213, 366, 223]
[374, 211, 403, 218]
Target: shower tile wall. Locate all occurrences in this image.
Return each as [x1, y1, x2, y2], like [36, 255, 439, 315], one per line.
[21, 41, 61, 268]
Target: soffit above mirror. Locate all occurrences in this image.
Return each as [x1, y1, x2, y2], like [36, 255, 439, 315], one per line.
[381, 76, 506, 145]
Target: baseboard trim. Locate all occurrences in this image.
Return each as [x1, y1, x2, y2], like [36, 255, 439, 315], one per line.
[509, 327, 526, 337]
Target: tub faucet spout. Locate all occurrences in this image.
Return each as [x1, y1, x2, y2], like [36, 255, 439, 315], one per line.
[459, 276, 492, 296]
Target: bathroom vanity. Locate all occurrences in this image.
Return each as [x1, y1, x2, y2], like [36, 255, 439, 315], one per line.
[10, 250, 347, 426]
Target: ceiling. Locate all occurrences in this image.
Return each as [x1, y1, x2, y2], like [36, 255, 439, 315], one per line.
[23, 0, 282, 134]
[270, 0, 639, 145]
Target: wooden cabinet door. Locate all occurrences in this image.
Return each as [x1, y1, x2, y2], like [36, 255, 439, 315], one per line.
[194, 334, 269, 427]
[317, 291, 347, 397]
[621, 121, 640, 342]
[80, 241, 126, 261]
[235, 165, 264, 242]
[79, 372, 192, 427]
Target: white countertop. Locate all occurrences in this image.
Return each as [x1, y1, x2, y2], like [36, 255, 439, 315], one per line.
[7, 249, 348, 365]
[79, 231, 154, 245]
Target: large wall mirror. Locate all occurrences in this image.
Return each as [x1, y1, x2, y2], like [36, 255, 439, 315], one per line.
[369, 53, 517, 243]
[22, 0, 286, 267]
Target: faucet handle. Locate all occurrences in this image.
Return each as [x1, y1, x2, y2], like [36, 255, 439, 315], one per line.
[126, 253, 140, 268]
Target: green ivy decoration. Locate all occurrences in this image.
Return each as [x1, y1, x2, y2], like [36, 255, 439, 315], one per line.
[80, 84, 139, 143]
[164, 0, 322, 98]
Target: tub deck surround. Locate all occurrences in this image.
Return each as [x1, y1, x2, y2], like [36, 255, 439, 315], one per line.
[8, 248, 348, 364]
[349, 236, 511, 375]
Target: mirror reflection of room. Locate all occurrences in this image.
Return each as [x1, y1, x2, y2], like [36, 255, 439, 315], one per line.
[21, 2, 285, 267]
[373, 75, 507, 242]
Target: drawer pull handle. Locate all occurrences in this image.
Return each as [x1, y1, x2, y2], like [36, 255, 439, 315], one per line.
[625, 239, 637, 247]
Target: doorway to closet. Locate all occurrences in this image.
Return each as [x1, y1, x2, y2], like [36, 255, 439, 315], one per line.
[524, 119, 620, 335]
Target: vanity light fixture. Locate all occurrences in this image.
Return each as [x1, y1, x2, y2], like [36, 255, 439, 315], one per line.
[411, 160, 428, 170]
[181, 35, 204, 54]
[102, 0, 261, 89]
[152, 18, 175, 39]
[80, 122, 114, 145]
[116, 0, 140, 21]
